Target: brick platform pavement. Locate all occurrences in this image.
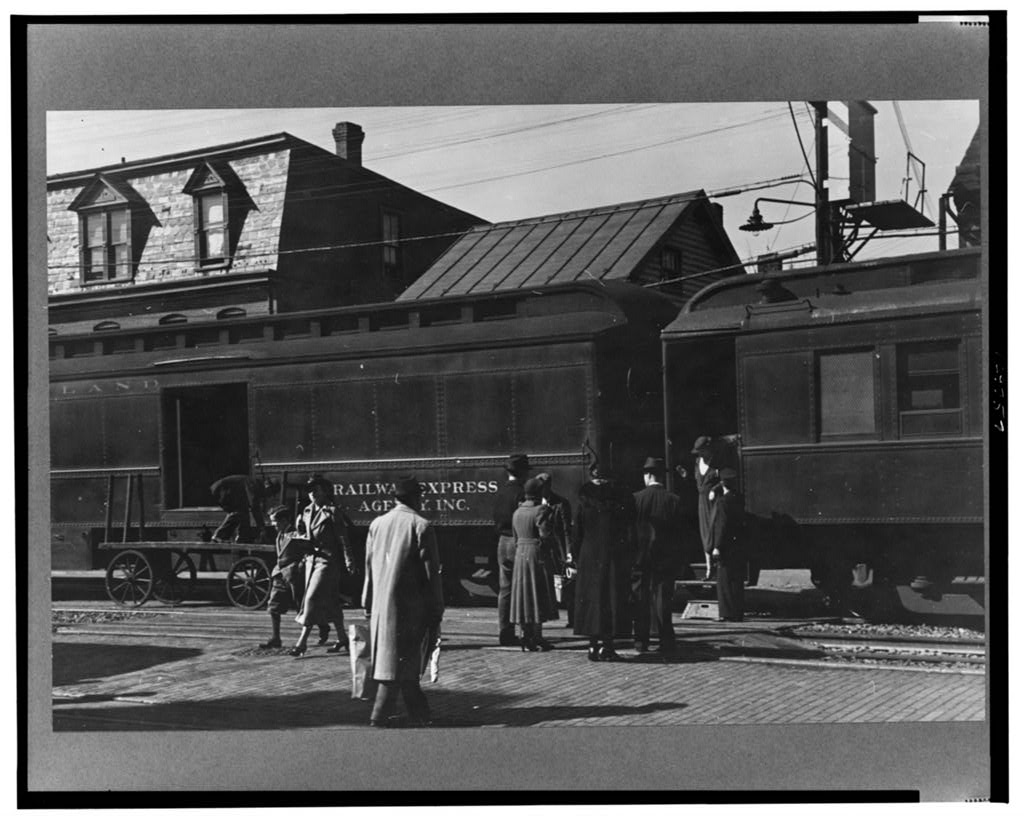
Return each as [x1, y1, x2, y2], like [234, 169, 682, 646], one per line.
[50, 604, 985, 732]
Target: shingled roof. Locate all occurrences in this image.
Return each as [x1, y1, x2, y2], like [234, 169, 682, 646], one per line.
[399, 190, 739, 301]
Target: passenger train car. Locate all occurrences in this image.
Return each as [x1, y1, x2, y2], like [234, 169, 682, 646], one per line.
[661, 245, 985, 605]
[49, 280, 678, 603]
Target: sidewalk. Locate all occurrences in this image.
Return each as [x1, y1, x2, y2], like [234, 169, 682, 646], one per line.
[51, 603, 985, 732]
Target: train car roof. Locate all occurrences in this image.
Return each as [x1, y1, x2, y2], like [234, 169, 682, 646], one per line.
[662, 246, 983, 338]
[50, 280, 679, 378]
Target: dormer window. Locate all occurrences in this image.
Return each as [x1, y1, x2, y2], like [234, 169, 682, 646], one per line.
[659, 246, 681, 282]
[183, 163, 230, 269]
[382, 209, 403, 288]
[68, 175, 134, 284]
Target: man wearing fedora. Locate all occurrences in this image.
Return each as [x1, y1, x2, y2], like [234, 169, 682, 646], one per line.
[631, 457, 686, 654]
[710, 467, 746, 622]
[492, 453, 530, 646]
[363, 476, 444, 727]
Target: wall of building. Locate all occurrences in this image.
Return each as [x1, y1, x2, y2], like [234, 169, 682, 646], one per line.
[47, 150, 291, 296]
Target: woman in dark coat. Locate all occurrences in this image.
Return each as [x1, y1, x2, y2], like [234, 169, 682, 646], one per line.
[571, 465, 636, 661]
[510, 478, 557, 651]
[710, 468, 746, 622]
[692, 436, 720, 580]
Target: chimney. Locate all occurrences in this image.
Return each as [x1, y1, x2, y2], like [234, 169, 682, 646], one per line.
[332, 122, 365, 166]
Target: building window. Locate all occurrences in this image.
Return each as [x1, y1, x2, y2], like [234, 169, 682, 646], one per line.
[183, 163, 232, 269]
[818, 349, 877, 439]
[898, 341, 962, 436]
[659, 246, 681, 282]
[382, 210, 402, 285]
[68, 174, 136, 284]
[81, 207, 132, 282]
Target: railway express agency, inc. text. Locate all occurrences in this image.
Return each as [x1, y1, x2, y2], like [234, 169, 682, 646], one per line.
[333, 480, 500, 514]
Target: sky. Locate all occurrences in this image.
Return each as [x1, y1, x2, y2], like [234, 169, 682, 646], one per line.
[46, 100, 980, 273]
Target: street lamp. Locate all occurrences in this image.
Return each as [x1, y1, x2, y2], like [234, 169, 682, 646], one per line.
[738, 196, 817, 233]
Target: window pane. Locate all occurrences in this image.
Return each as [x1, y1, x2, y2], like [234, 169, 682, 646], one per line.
[205, 229, 225, 258]
[110, 209, 128, 243]
[202, 195, 224, 226]
[819, 351, 876, 436]
[89, 248, 107, 279]
[87, 213, 106, 246]
[113, 245, 129, 276]
[383, 213, 399, 241]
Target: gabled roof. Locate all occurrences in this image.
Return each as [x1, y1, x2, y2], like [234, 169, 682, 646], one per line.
[398, 190, 712, 301]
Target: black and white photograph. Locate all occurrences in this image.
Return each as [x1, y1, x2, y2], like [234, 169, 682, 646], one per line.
[20, 16, 1003, 803]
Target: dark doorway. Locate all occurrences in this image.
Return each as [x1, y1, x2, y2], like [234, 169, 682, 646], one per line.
[162, 383, 249, 508]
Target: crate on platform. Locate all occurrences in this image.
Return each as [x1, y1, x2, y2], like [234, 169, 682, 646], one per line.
[682, 600, 719, 619]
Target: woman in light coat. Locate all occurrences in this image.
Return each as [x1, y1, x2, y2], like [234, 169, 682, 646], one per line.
[362, 476, 445, 727]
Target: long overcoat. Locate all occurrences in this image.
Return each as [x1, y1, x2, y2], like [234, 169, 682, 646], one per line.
[362, 503, 445, 682]
[295, 502, 348, 627]
[695, 459, 720, 556]
[571, 479, 637, 639]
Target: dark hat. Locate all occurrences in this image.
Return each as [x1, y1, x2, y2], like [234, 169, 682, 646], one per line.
[691, 436, 713, 455]
[267, 504, 291, 520]
[393, 475, 423, 500]
[305, 473, 333, 492]
[642, 456, 665, 473]
[506, 453, 530, 474]
[523, 477, 543, 499]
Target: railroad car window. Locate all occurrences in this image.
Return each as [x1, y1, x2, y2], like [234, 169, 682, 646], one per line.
[818, 350, 877, 439]
[104, 396, 160, 466]
[252, 386, 313, 462]
[445, 374, 514, 455]
[741, 353, 811, 444]
[898, 341, 962, 437]
[515, 369, 588, 452]
[313, 382, 376, 459]
[377, 378, 437, 457]
[50, 400, 105, 468]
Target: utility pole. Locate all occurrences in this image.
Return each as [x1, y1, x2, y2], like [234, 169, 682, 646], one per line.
[811, 101, 831, 266]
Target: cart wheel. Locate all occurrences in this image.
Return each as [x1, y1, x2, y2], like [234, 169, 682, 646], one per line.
[152, 551, 198, 606]
[226, 557, 271, 609]
[105, 549, 154, 607]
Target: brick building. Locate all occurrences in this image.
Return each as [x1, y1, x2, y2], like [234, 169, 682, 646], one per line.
[47, 122, 485, 331]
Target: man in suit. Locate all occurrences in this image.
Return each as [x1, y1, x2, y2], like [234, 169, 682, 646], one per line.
[631, 456, 687, 654]
[492, 453, 530, 646]
[710, 467, 746, 622]
[363, 476, 444, 727]
[209, 473, 275, 545]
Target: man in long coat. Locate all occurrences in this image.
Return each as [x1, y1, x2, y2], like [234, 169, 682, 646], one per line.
[631, 457, 687, 654]
[571, 462, 636, 661]
[710, 468, 746, 622]
[363, 476, 445, 727]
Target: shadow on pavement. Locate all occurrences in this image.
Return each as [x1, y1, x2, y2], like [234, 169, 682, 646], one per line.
[52, 688, 690, 731]
[52, 642, 205, 685]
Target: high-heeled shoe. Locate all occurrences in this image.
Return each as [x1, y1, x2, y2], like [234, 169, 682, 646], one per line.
[599, 647, 620, 662]
[288, 644, 307, 657]
[587, 645, 601, 662]
[326, 641, 348, 654]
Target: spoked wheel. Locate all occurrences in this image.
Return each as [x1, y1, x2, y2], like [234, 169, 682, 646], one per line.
[226, 557, 272, 609]
[105, 549, 155, 607]
[152, 551, 198, 606]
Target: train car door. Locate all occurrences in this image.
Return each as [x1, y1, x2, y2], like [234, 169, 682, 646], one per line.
[161, 383, 250, 508]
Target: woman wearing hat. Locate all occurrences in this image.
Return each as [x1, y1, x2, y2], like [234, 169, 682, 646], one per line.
[290, 474, 353, 657]
[692, 436, 720, 581]
[510, 477, 557, 651]
[571, 460, 637, 661]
